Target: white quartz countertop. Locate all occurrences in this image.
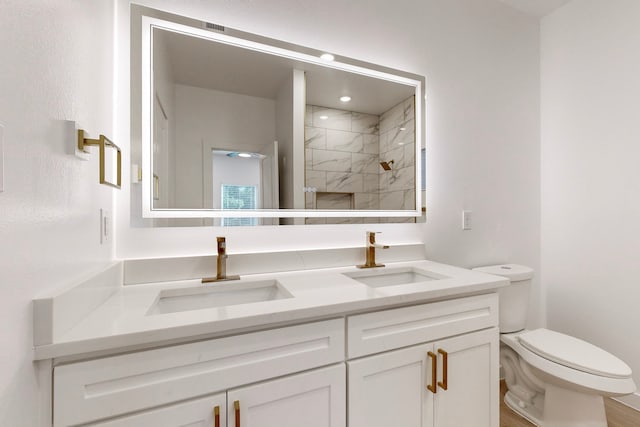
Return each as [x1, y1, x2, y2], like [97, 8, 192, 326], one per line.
[33, 260, 508, 360]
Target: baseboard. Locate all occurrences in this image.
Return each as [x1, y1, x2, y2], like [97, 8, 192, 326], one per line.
[613, 392, 640, 412]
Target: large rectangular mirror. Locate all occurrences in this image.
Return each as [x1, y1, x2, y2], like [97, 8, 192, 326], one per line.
[138, 7, 425, 224]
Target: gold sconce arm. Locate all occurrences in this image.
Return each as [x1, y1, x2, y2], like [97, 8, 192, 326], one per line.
[78, 129, 122, 189]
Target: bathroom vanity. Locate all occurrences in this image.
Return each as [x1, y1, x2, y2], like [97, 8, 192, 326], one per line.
[33, 249, 507, 427]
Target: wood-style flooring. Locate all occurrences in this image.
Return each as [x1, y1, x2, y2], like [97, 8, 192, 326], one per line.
[500, 380, 640, 427]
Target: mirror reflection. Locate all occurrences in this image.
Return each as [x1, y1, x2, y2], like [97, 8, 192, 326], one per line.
[144, 15, 423, 224]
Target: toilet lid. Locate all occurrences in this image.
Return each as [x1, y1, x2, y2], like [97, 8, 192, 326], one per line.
[518, 329, 632, 379]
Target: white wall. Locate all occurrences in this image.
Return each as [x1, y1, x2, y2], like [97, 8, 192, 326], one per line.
[0, 1, 115, 425]
[117, 1, 540, 291]
[152, 29, 176, 210]
[541, 0, 640, 405]
[174, 84, 276, 209]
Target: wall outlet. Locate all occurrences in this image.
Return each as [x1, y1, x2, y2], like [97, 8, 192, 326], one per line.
[100, 209, 111, 244]
[462, 210, 472, 230]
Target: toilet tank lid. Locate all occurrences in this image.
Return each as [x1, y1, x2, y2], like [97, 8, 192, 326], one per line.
[472, 264, 534, 281]
[519, 329, 632, 379]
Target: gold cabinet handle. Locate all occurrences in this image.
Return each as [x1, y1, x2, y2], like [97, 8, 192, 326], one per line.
[234, 400, 240, 427]
[213, 405, 220, 427]
[438, 349, 448, 391]
[427, 351, 438, 393]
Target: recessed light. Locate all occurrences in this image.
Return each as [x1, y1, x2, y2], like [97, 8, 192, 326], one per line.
[238, 152, 251, 158]
[320, 53, 335, 61]
[339, 96, 351, 103]
[319, 115, 329, 120]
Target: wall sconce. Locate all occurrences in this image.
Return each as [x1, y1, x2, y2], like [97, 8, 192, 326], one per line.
[77, 129, 122, 189]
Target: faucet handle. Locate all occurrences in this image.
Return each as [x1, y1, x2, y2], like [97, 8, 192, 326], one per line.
[216, 236, 227, 257]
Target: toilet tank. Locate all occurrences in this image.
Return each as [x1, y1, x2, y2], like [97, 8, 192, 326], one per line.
[472, 264, 534, 333]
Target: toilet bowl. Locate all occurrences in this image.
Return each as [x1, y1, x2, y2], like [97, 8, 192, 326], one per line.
[473, 264, 636, 427]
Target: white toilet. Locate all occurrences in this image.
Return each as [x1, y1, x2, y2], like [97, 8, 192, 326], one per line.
[473, 264, 636, 427]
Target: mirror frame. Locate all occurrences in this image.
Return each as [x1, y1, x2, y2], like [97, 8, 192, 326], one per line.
[141, 14, 424, 219]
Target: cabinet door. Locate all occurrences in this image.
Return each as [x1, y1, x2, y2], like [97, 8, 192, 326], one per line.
[348, 343, 433, 427]
[431, 328, 499, 427]
[227, 364, 345, 427]
[90, 393, 226, 427]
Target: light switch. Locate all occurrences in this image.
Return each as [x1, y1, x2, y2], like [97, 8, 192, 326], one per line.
[0, 123, 4, 192]
[100, 209, 111, 244]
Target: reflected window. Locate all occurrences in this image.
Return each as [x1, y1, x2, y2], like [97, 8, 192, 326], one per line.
[221, 185, 258, 226]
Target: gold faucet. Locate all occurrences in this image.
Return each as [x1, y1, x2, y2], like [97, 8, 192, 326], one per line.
[202, 236, 240, 283]
[357, 231, 389, 269]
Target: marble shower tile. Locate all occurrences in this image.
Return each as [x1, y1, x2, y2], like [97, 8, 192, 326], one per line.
[387, 167, 415, 191]
[326, 129, 364, 153]
[404, 189, 416, 209]
[326, 172, 364, 193]
[305, 170, 327, 191]
[352, 153, 379, 174]
[386, 123, 414, 150]
[379, 191, 404, 210]
[306, 148, 313, 170]
[363, 174, 379, 192]
[305, 105, 313, 126]
[312, 150, 351, 172]
[403, 97, 415, 121]
[312, 106, 351, 131]
[379, 145, 405, 171]
[305, 126, 326, 149]
[404, 142, 416, 167]
[351, 112, 379, 134]
[354, 193, 379, 210]
[363, 134, 379, 154]
[305, 192, 315, 209]
[379, 101, 404, 134]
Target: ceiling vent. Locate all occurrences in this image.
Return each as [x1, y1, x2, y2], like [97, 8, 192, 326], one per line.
[204, 22, 225, 32]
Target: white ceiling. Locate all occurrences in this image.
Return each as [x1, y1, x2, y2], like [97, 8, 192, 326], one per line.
[157, 28, 414, 115]
[499, 0, 572, 17]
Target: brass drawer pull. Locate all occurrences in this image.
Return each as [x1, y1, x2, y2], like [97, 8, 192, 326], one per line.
[438, 349, 448, 390]
[213, 405, 220, 427]
[427, 351, 437, 393]
[234, 400, 241, 427]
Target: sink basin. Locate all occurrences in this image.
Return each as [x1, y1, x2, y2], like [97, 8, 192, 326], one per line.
[343, 267, 447, 288]
[147, 279, 293, 315]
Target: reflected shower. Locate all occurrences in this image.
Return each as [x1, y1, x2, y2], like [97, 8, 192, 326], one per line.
[379, 160, 394, 171]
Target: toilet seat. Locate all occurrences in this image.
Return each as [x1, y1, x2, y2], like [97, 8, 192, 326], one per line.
[518, 329, 632, 379]
[501, 329, 636, 396]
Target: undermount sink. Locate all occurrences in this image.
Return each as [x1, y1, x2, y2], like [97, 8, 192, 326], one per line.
[147, 279, 293, 315]
[343, 267, 447, 288]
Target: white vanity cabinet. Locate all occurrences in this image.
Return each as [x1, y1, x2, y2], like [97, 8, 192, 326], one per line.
[91, 393, 227, 426]
[228, 364, 345, 427]
[347, 294, 499, 427]
[53, 319, 345, 426]
[51, 293, 499, 427]
[92, 365, 345, 427]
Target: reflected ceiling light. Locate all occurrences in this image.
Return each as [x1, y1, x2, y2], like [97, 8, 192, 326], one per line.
[226, 151, 256, 158]
[339, 96, 351, 102]
[319, 115, 329, 120]
[399, 127, 406, 131]
[320, 53, 335, 61]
